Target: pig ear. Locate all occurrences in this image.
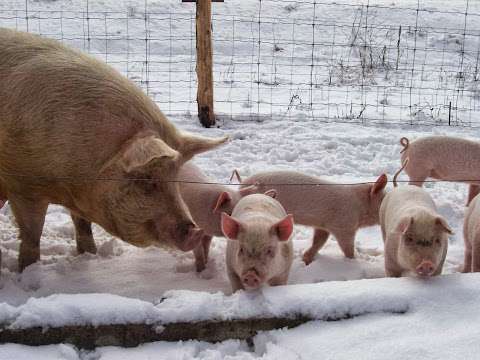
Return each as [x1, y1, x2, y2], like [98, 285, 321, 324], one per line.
[121, 135, 179, 173]
[221, 212, 243, 240]
[178, 133, 229, 162]
[264, 189, 277, 199]
[270, 214, 294, 242]
[370, 174, 388, 196]
[435, 217, 453, 235]
[398, 216, 414, 234]
[213, 192, 232, 213]
[239, 183, 260, 197]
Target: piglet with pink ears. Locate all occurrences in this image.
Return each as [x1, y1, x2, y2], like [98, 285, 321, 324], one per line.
[222, 191, 294, 292]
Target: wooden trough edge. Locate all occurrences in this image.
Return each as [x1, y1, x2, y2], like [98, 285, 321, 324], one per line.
[0, 310, 407, 349]
[0, 316, 312, 350]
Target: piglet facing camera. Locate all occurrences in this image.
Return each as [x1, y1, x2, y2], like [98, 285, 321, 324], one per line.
[380, 185, 452, 278]
[223, 192, 294, 292]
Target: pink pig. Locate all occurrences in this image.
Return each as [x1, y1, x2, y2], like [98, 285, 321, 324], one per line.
[222, 191, 294, 292]
[237, 171, 388, 263]
[379, 185, 452, 277]
[398, 136, 480, 205]
[177, 162, 256, 272]
[463, 193, 480, 272]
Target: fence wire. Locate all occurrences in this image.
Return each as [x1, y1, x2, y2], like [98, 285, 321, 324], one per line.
[1, 0, 480, 127]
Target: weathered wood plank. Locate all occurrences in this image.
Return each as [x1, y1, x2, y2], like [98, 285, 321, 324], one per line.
[0, 317, 312, 350]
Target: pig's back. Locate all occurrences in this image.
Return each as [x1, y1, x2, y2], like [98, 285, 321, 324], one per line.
[0, 28, 173, 179]
[242, 171, 353, 227]
[408, 136, 480, 179]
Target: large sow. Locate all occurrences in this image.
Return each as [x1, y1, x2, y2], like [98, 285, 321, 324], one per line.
[0, 28, 227, 270]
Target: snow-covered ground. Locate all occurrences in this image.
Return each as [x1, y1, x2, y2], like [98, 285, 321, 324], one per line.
[0, 0, 479, 358]
[2, 274, 480, 359]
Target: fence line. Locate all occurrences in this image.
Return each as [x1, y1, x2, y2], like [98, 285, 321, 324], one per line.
[0, 169, 476, 186]
[1, 0, 479, 126]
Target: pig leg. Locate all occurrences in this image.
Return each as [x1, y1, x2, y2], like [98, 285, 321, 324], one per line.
[467, 185, 480, 206]
[303, 228, 330, 265]
[333, 229, 356, 259]
[193, 235, 212, 272]
[10, 197, 48, 271]
[71, 214, 97, 254]
[463, 242, 472, 273]
[202, 234, 212, 262]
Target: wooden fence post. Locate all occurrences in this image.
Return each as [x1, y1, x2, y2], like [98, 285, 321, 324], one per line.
[195, 0, 215, 127]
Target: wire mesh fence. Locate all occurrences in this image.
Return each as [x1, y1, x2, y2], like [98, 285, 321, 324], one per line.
[1, 0, 479, 127]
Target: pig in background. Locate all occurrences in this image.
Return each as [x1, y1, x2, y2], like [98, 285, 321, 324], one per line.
[463, 193, 480, 273]
[177, 162, 258, 272]
[0, 28, 227, 271]
[222, 191, 294, 292]
[398, 136, 480, 205]
[236, 170, 387, 263]
[379, 185, 452, 277]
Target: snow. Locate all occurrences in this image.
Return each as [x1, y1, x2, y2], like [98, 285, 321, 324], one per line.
[2, 274, 480, 359]
[0, 277, 410, 328]
[0, 0, 479, 358]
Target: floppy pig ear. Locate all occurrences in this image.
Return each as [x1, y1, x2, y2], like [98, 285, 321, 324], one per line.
[120, 135, 179, 173]
[213, 192, 232, 213]
[221, 213, 242, 240]
[371, 173, 388, 196]
[270, 214, 294, 242]
[436, 217, 453, 235]
[179, 133, 229, 162]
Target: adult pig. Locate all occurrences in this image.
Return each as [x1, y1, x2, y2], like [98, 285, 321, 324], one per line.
[0, 28, 227, 271]
[463, 193, 480, 272]
[399, 136, 480, 205]
[222, 192, 294, 292]
[379, 185, 452, 277]
[238, 171, 388, 262]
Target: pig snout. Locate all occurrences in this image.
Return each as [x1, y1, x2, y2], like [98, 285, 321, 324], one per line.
[241, 269, 262, 290]
[171, 221, 204, 252]
[416, 260, 435, 277]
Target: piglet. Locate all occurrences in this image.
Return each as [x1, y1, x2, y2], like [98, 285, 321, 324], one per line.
[178, 162, 255, 272]
[379, 185, 452, 277]
[237, 171, 388, 263]
[463, 193, 480, 272]
[398, 136, 480, 205]
[222, 191, 294, 292]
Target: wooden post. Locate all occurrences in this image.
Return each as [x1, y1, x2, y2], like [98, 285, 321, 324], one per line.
[195, 0, 215, 127]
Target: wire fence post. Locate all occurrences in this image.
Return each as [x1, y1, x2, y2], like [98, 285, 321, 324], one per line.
[196, 0, 216, 127]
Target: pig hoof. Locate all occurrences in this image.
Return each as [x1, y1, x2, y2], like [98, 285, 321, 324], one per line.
[302, 252, 315, 265]
[195, 262, 206, 272]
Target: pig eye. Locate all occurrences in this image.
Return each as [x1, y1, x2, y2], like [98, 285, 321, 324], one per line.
[239, 246, 245, 256]
[405, 235, 414, 245]
[435, 238, 441, 245]
[266, 248, 275, 257]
